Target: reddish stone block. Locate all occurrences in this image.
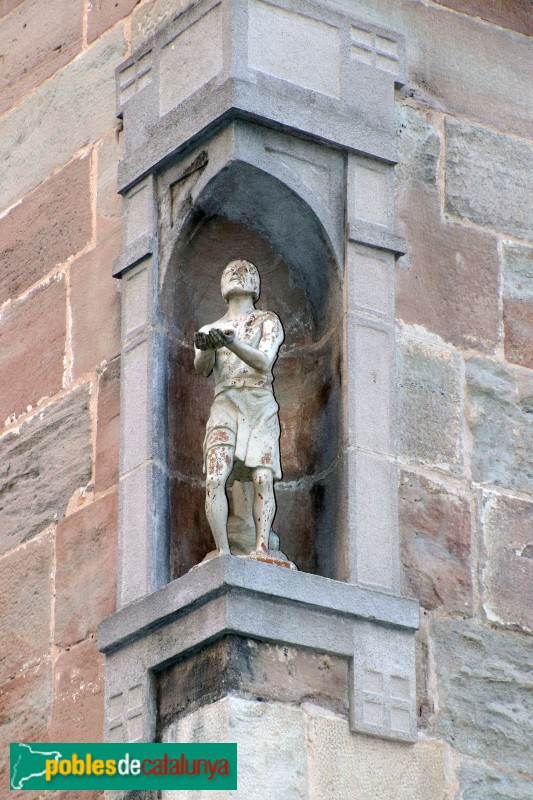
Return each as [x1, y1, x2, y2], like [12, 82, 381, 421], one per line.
[87, 0, 141, 44]
[0, 276, 65, 424]
[396, 188, 500, 352]
[50, 639, 104, 742]
[0, 662, 51, 798]
[0, 532, 53, 684]
[0, 0, 83, 114]
[55, 492, 118, 648]
[482, 494, 533, 631]
[70, 229, 121, 379]
[399, 471, 472, 614]
[95, 357, 120, 493]
[434, 0, 533, 37]
[0, 157, 92, 306]
[504, 299, 533, 369]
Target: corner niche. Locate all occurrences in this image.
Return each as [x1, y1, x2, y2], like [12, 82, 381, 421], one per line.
[159, 162, 343, 579]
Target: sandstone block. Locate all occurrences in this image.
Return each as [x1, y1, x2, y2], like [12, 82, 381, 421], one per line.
[0, 26, 126, 212]
[0, 0, 25, 16]
[0, 276, 65, 424]
[88, 0, 141, 44]
[481, 493, 533, 632]
[445, 118, 533, 239]
[396, 106, 499, 352]
[51, 639, 104, 742]
[397, 330, 463, 476]
[0, 662, 51, 798]
[96, 129, 123, 240]
[503, 245, 533, 369]
[158, 637, 348, 732]
[95, 357, 120, 493]
[457, 761, 533, 800]
[0, 156, 92, 305]
[70, 229, 121, 379]
[432, 616, 533, 773]
[0, 0, 83, 114]
[55, 491, 118, 648]
[0, 387, 92, 551]
[308, 714, 445, 800]
[402, 2, 533, 138]
[434, 0, 533, 37]
[399, 471, 472, 613]
[0, 532, 53, 683]
[162, 696, 308, 800]
[466, 358, 533, 492]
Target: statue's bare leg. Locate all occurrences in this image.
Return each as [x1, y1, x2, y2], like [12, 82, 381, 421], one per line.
[205, 444, 235, 554]
[251, 467, 276, 555]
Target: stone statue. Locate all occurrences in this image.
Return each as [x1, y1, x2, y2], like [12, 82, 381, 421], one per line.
[194, 260, 295, 568]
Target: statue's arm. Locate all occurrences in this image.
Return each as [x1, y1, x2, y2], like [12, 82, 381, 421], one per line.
[194, 330, 216, 377]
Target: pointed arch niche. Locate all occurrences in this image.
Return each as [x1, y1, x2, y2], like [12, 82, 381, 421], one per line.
[161, 156, 342, 578]
[100, 0, 420, 750]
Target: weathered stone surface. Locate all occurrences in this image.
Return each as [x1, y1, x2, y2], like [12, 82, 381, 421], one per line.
[481, 493, 533, 632]
[0, 156, 92, 305]
[399, 471, 472, 614]
[395, 106, 499, 352]
[0, 532, 53, 683]
[87, 0, 141, 44]
[457, 761, 533, 800]
[0, 662, 51, 798]
[434, 0, 533, 37]
[162, 696, 308, 800]
[445, 118, 533, 239]
[158, 636, 348, 732]
[131, 0, 198, 51]
[96, 130, 123, 240]
[308, 714, 445, 800]
[504, 300, 533, 370]
[70, 229, 121, 378]
[50, 639, 104, 742]
[503, 245, 533, 369]
[397, 329, 463, 476]
[95, 357, 120, 493]
[0, 276, 65, 424]
[0, 0, 83, 114]
[55, 491, 118, 648]
[0, 0, 25, 16]
[466, 358, 533, 493]
[0, 387, 92, 551]
[432, 616, 533, 772]
[504, 244, 533, 301]
[0, 26, 126, 212]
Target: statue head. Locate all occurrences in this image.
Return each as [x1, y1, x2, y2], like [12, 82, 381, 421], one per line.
[221, 260, 260, 303]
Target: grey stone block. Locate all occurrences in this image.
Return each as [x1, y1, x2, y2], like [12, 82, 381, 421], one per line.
[0, 388, 92, 552]
[503, 243, 533, 300]
[432, 616, 533, 773]
[458, 761, 533, 800]
[346, 243, 395, 320]
[467, 357, 533, 493]
[397, 330, 463, 476]
[445, 118, 533, 239]
[351, 620, 416, 742]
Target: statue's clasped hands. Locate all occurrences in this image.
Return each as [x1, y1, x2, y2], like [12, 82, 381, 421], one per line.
[195, 328, 236, 351]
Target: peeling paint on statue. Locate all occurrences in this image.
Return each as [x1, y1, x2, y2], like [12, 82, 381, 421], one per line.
[194, 260, 296, 568]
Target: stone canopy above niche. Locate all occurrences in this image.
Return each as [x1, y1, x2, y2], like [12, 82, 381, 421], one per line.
[116, 0, 405, 192]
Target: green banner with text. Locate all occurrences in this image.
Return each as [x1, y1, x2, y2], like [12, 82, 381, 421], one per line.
[10, 742, 237, 791]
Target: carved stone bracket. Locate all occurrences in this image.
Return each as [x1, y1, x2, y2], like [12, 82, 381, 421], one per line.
[99, 557, 418, 743]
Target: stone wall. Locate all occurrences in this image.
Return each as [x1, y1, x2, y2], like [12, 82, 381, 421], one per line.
[0, 1, 532, 799]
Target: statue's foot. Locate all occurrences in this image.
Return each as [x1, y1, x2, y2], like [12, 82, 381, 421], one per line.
[246, 549, 297, 570]
[190, 548, 230, 570]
